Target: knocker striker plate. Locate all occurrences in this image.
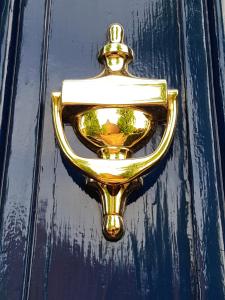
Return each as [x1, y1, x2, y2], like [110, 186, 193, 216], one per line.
[51, 23, 178, 241]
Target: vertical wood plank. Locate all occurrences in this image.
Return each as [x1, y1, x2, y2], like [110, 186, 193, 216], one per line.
[207, 0, 225, 186]
[0, 1, 50, 299]
[0, 0, 22, 194]
[180, 0, 225, 297]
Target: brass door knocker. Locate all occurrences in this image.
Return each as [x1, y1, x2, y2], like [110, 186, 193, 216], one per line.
[52, 24, 178, 241]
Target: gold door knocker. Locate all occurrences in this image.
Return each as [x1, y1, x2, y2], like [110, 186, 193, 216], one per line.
[52, 24, 178, 241]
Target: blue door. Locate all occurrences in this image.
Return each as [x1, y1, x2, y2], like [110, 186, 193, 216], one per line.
[0, 0, 225, 299]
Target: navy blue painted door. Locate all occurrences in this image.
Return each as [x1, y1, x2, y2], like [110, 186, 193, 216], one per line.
[0, 0, 225, 299]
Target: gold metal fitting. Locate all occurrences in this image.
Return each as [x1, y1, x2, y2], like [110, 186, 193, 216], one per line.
[98, 23, 133, 73]
[51, 24, 178, 241]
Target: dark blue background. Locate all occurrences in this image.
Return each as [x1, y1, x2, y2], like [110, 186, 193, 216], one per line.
[0, 0, 224, 299]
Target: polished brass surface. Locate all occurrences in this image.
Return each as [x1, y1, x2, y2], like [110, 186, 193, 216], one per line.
[51, 23, 178, 241]
[74, 107, 155, 157]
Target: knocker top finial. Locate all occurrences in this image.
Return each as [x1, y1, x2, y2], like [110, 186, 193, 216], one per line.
[108, 23, 124, 43]
[98, 23, 133, 73]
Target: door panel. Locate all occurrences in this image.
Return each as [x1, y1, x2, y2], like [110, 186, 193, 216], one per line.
[181, 0, 225, 297]
[0, 1, 49, 299]
[0, 0, 224, 299]
[207, 0, 225, 186]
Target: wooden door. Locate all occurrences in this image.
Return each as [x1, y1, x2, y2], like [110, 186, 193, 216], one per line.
[0, 0, 225, 299]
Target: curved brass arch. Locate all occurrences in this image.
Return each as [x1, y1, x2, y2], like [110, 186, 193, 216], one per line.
[52, 89, 178, 185]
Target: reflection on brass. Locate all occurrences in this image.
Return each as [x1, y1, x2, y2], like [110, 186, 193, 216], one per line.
[51, 23, 178, 241]
[75, 107, 155, 158]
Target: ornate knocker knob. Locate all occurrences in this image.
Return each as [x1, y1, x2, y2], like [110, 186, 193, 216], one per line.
[52, 24, 178, 241]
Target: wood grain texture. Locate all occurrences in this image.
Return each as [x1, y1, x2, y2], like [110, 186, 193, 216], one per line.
[207, 0, 225, 186]
[0, 0, 22, 194]
[0, 0, 49, 299]
[0, 0, 224, 299]
[180, 0, 225, 298]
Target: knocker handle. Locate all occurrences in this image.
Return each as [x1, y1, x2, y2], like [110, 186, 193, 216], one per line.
[52, 90, 177, 185]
